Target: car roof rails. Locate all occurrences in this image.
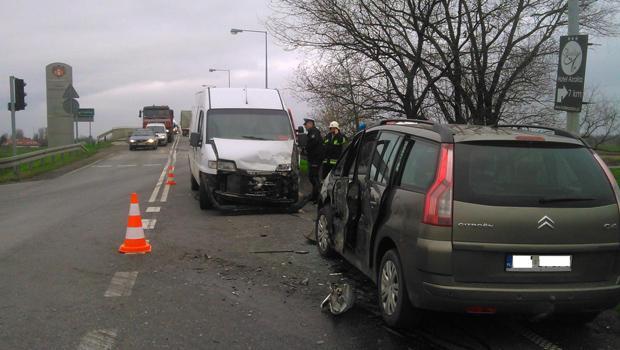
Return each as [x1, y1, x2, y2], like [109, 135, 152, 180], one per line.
[495, 124, 577, 139]
[379, 118, 454, 142]
[379, 118, 435, 126]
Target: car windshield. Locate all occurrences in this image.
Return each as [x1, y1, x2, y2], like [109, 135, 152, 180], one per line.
[132, 129, 154, 136]
[144, 109, 170, 118]
[148, 126, 166, 133]
[206, 109, 292, 141]
[454, 142, 616, 207]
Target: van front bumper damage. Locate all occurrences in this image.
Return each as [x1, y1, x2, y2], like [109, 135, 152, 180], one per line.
[204, 170, 299, 207]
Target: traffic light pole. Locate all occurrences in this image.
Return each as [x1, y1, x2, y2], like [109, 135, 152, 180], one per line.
[566, 0, 580, 134]
[9, 76, 17, 174]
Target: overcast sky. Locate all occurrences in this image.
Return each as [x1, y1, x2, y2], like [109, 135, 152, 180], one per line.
[0, 1, 618, 138]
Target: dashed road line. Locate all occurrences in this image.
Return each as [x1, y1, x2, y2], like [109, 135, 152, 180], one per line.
[160, 185, 171, 202]
[148, 137, 178, 203]
[92, 165, 113, 168]
[143, 163, 163, 167]
[104, 271, 139, 297]
[77, 329, 118, 350]
[142, 218, 157, 229]
[146, 206, 161, 213]
[117, 164, 137, 167]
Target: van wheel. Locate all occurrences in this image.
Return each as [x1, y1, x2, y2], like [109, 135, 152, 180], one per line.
[199, 176, 212, 210]
[315, 205, 335, 258]
[191, 174, 199, 191]
[378, 249, 418, 327]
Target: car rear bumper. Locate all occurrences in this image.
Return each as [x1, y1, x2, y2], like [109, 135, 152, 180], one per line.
[414, 279, 620, 314]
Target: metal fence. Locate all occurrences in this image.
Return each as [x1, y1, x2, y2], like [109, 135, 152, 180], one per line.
[0, 143, 87, 172]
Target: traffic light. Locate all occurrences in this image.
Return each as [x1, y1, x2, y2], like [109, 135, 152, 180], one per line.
[14, 78, 26, 111]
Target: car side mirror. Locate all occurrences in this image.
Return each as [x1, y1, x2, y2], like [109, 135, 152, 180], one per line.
[297, 126, 305, 134]
[138, 110, 142, 118]
[189, 132, 201, 147]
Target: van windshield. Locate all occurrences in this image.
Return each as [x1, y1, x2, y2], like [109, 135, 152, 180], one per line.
[454, 142, 616, 207]
[207, 109, 292, 141]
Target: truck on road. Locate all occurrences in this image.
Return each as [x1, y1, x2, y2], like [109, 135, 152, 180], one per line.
[139, 105, 174, 142]
[180, 110, 192, 136]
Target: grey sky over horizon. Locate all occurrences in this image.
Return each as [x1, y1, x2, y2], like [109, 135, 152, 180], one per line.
[0, 1, 619, 138]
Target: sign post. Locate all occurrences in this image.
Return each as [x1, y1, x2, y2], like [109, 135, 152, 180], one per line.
[78, 108, 95, 140]
[8, 76, 16, 173]
[554, 35, 588, 113]
[62, 84, 80, 142]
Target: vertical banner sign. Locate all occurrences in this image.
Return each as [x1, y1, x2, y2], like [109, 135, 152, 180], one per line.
[46, 63, 75, 147]
[554, 35, 588, 112]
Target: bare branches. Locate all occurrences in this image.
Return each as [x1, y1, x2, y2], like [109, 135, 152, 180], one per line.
[269, 0, 620, 128]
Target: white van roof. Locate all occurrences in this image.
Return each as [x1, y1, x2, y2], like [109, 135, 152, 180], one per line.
[207, 88, 284, 110]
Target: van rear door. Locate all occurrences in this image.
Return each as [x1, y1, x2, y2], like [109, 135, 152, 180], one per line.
[451, 142, 620, 283]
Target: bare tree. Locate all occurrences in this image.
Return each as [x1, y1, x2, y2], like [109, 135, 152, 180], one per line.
[269, 0, 619, 125]
[580, 88, 620, 148]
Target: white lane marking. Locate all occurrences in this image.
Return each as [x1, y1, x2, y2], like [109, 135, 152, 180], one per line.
[92, 165, 113, 168]
[143, 163, 162, 167]
[148, 161, 170, 203]
[142, 219, 156, 229]
[117, 164, 137, 167]
[77, 329, 118, 350]
[512, 324, 563, 350]
[146, 206, 161, 213]
[160, 185, 171, 202]
[104, 271, 139, 297]
[158, 137, 179, 203]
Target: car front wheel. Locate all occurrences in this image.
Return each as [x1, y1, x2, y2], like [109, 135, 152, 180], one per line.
[315, 205, 335, 258]
[378, 249, 418, 327]
[199, 175, 213, 210]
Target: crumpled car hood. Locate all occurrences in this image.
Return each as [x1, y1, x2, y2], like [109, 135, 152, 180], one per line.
[212, 138, 294, 172]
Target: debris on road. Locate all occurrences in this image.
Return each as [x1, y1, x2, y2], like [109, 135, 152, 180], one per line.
[300, 278, 309, 286]
[250, 249, 310, 254]
[320, 283, 354, 315]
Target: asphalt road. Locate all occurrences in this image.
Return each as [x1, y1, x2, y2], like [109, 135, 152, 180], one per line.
[1, 137, 619, 349]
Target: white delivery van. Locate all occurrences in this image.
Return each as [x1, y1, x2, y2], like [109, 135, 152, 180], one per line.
[188, 88, 303, 210]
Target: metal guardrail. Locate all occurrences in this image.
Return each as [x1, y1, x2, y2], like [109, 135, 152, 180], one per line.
[97, 127, 135, 142]
[0, 143, 87, 171]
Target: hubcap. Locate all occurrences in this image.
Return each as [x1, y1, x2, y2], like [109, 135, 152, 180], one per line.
[380, 260, 399, 316]
[317, 214, 329, 251]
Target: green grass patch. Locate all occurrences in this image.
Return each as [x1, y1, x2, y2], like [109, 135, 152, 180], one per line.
[0, 142, 111, 183]
[0, 146, 44, 158]
[596, 144, 620, 153]
[611, 168, 620, 183]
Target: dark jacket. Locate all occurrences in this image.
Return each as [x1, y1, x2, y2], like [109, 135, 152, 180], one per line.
[323, 132, 348, 164]
[305, 127, 324, 165]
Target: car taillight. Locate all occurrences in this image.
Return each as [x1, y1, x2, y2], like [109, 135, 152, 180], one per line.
[423, 144, 454, 226]
[593, 151, 620, 205]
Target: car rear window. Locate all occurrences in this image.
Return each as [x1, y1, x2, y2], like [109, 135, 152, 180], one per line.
[454, 142, 616, 207]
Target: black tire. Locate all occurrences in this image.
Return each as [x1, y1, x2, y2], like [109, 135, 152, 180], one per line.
[315, 205, 336, 258]
[199, 176, 213, 210]
[191, 173, 199, 191]
[129, 146, 134, 151]
[378, 249, 418, 327]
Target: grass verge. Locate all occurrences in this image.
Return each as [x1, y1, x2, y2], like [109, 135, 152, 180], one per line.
[0, 142, 111, 183]
[0, 146, 45, 158]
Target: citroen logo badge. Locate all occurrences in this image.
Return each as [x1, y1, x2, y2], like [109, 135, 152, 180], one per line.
[537, 216, 555, 229]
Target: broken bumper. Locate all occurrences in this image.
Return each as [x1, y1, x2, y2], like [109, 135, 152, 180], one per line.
[205, 171, 299, 206]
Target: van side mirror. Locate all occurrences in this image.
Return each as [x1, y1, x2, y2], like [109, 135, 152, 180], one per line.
[189, 132, 201, 147]
[297, 126, 305, 134]
[138, 110, 142, 118]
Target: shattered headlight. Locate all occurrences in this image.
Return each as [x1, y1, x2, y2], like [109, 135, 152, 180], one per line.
[217, 160, 237, 171]
[276, 163, 292, 172]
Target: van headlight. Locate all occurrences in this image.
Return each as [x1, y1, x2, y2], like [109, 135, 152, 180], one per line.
[129, 139, 136, 143]
[276, 163, 292, 172]
[147, 139, 155, 143]
[212, 160, 236, 171]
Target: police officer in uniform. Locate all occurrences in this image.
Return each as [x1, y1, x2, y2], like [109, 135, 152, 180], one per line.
[303, 118, 323, 203]
[322, 121, 348, 179]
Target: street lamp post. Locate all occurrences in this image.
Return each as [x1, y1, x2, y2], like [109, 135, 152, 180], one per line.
[230, 28, 268, 88]
[209, 68, 231, 88]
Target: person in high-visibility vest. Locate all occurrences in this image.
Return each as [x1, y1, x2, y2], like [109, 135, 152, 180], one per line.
[322, 121, 348, 179]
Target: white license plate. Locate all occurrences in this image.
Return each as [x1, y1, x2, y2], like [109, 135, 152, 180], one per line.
[506, 255, 572, 272]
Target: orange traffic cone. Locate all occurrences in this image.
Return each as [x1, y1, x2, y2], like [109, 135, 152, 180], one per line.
[119, 193, 152, 254]
[166, 170, 176, 185]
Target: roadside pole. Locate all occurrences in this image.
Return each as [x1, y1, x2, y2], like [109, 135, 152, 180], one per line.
[566, 0, 580, 134]
[9, 76, 17, 174]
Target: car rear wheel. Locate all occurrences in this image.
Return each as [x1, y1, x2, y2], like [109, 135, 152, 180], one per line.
[378, 249, 418, 327]
[190, 173, 199, 191]
[199, 176, 212, 210]
[315, 205, 335, 258]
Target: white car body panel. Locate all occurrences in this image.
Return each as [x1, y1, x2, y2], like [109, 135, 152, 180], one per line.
[212, 138, 293, 172]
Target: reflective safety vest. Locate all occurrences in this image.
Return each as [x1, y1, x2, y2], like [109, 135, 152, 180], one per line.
[323, 132, 348, 165]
